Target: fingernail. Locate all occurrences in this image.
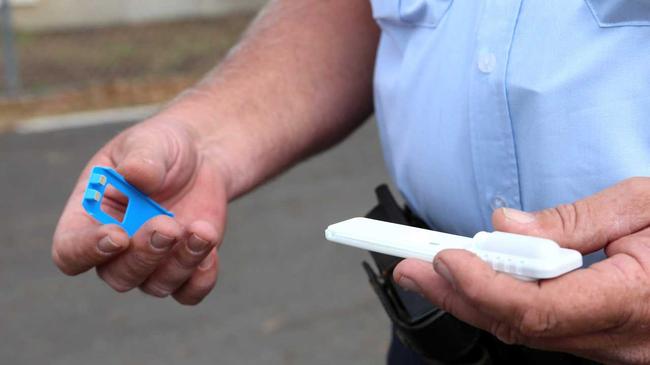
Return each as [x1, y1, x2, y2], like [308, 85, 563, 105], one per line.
[397, 274, 421, 293]
[98, 236, 122, 254]
[502, 208, 536, 224]
[150, 232, 174, 250]
[434, 259, 456, 289]
[199, 254, 214, 270]
[188, 234, 210, 254]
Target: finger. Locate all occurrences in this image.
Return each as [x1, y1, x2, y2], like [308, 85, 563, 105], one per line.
[431, 249, 630, 338]
[52, 223, 130, 275]
[96, 215, 183, 292]
[394, 259, 540, 345]
[52, 158, 128, 275]
[172, 249, 219, 306]
[140, 221, 220, 297]
[398, 257, 636, 355]
[393, 259, 494, 329]
[492, 177, 650, 253]
[395, 258, 642, 357]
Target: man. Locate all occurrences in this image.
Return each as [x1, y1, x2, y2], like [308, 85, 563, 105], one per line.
[52, 0, 650, 364]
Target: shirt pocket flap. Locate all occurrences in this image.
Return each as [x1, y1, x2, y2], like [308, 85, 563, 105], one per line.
[585, 0, 650, 27]
[371, 0, 453, 28]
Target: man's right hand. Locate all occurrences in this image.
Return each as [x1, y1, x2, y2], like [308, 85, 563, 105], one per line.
[51, 0, 378, 305]
[52, 119, 228, 305]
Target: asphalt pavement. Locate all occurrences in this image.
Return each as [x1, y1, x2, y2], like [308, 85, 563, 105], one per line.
[0, 119, 393, 364]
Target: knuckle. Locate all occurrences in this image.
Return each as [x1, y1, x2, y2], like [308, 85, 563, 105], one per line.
[105, 278, 134, 293]
[175, 288, 212, 306]
[140, 283, 171, 298]
[177, 280, 216, 306]
[621, 349, 650, 365]
[194, 278, 217, 295]
[621, 177, 650, 214]
[460, 279, 484, 303]
[551, 203, 579, 237]
[174, 263, 218, 305]
[174, 251, 203, 271]
[518, 306, 558, 338]
[108, 278, 134, 293]
[625, 176, 650, 212]
[110, 251, 169, 290]
[174, 294, 203, 306]
[97, 268, 134, 293]
[490, 320, 523, 345]
[623, 177, 650, 194]
[439, 291, 456, 314]
[130, 251, 161, 271]
[51, 247, 80, 276]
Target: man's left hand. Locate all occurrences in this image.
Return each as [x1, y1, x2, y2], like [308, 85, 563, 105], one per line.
[394, 177, 650, 365]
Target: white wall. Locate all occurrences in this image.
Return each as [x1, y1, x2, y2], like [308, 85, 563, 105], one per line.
[12, 0, 266, 31]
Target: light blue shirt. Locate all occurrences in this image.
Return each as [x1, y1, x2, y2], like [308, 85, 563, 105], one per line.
[372, 0, 650, 263]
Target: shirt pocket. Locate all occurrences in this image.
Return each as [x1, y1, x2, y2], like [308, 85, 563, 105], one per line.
[370, 0, 454, 28]
[585, 0, 650, 27]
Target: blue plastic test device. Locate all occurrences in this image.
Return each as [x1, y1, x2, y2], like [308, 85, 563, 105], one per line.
[82, 166, 174, 237]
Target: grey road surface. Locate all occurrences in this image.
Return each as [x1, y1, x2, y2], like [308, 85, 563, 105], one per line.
[0, 120, 394, 364]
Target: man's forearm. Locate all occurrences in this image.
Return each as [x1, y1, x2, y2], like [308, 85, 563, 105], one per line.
[154, 0, 379, 199]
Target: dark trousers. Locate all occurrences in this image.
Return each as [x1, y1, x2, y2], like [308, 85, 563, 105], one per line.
[388, 329, 432, 365]
[387, 328, 600, 365]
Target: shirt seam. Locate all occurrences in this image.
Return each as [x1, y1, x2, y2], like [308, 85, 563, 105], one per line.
[504, 0, 525, 210]
[468, 0, 491, 230]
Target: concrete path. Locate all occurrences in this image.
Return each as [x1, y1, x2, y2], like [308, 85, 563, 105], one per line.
[0, 118, 394, 365]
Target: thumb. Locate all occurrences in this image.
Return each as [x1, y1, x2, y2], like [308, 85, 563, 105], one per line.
[492, 178, 650, 253]
[111, 127, 175, 196]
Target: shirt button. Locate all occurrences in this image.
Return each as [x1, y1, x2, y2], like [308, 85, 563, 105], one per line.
[478, 52, 497, 74]
[491, 196, 508, 210]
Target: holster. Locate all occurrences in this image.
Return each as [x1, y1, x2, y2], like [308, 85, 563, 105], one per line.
[363, 185, 487, 364]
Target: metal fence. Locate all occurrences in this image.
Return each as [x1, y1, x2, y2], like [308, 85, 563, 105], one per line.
[1, 0, 21, 97]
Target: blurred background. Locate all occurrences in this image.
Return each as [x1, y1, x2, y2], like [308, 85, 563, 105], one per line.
[0, 0, 393, 364]
[0, 0, 262, 130]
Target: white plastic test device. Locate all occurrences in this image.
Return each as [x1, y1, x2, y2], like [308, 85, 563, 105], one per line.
[325, 217, 582, 281]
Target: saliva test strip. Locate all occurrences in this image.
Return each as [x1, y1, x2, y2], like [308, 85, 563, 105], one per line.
[325, 217, 582, 281]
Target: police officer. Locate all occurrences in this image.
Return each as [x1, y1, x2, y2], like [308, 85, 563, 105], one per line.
[52, 0, 650, 364]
